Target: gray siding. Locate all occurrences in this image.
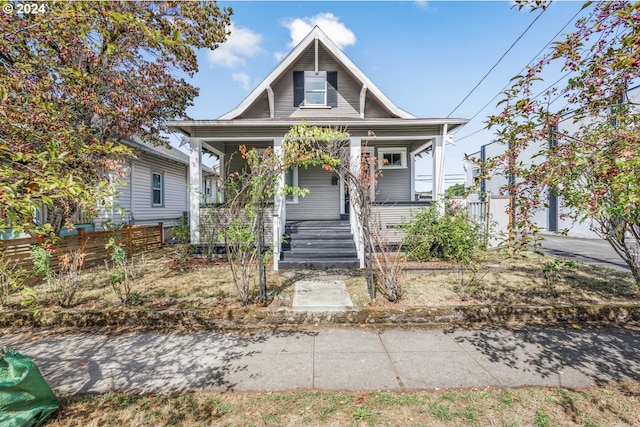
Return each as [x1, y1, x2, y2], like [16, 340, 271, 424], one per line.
[240, 92, 271, 119]
[256, 43, 394, 119]
[373, 144, 412, 202]
[363, 93, 392, 118]
[371, 204, 430, 244]
[96, 152, 189, 230]
[286, 166, 340, 220]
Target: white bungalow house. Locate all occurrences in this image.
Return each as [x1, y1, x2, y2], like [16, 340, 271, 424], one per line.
[168, 27, 467, 269]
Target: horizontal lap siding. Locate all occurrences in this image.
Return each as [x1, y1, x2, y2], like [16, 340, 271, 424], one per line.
[130, 153, 188, 227]
[372, 143, 412, 202]
[364, 93, 392, 118]
[372, 205, 429, 244]
[271, 45, 364, 119]
[241, 93, 271, 119]
[287, 166, 340, 220]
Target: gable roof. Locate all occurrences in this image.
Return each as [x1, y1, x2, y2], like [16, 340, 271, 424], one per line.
[124, 138, 217, 175]
[218, 26, 415, 120]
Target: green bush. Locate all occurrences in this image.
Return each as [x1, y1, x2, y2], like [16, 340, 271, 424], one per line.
[401, 204, 485, 264]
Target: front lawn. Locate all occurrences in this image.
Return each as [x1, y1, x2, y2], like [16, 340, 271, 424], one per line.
[1, 245, 638, 312]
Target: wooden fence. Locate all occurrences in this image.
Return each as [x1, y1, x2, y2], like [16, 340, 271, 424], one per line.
[0, 224, 163, 274]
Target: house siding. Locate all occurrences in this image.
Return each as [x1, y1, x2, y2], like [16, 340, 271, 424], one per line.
[363, 93, 392, 118]
[286, 166, 341, 221]
[96, 152, 189, 231]
[251, 44, 393, 120]
[373, 144, 413, 202]
[240, 92, 271, 119]
[372, 204, 430, 244]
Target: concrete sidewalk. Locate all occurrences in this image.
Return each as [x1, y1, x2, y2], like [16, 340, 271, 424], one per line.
[3, 327, 638, 394]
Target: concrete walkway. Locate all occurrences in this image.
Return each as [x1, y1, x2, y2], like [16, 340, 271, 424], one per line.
[3, 327, 638, 394]
[292, 275, 353, 311]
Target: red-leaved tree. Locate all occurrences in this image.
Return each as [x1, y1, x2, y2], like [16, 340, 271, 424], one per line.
[486, 1, 640, 284]
[1, 1, 231, 236]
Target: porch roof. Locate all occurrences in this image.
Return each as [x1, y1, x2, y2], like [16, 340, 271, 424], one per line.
[167, 117, 468, 139]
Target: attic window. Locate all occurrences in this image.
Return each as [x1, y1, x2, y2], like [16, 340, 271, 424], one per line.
[294, 71, 337, 108]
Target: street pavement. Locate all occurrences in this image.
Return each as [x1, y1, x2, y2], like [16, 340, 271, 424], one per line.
[2, 326, 638, 394]
[536, 234, 633, 272]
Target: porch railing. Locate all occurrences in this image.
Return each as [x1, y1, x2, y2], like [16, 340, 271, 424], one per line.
[199, 204, 274, 248]
[370, 201, 432, 244]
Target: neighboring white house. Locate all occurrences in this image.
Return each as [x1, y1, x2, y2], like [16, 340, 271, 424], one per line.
[466, 85, 640, 239]
[168, 26, 468, 269]
[94, 138, 217, 238]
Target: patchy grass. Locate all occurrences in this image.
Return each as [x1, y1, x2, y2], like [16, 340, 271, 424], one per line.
[1, 246, 292, 311]
[2, 246, 637, 311]
[44, 381, 640, 427]
[348, 249, 639, 307]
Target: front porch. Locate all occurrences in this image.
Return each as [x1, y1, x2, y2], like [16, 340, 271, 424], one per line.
[169, 119, 463, 270]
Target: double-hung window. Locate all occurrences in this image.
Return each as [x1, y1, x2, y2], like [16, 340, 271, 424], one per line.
[152, 172, 164, 207]
[293, 71, 338, 107]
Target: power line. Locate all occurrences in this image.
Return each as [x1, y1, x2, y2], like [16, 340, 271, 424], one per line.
[454, 4, 591, 143]
[447, 8, 546, 118]
[460, 4, 585, 126]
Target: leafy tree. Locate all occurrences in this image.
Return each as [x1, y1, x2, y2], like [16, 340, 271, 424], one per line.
[0, 1, 232, 236]
[485, 1, 640, 285]
[445, 183, 465, 198]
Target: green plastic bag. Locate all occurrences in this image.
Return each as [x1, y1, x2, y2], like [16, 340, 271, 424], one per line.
[0, 348, 59, 427]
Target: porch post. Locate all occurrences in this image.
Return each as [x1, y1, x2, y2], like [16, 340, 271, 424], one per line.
[432, 124, 448, 208]
[350, 137, 365, 269]
[189, 138, 202, 245]
[273, 137, 284, 271]
[410, 152, 416, 201]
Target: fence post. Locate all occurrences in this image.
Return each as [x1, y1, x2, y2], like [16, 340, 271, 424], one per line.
[159, 222, 163, 248]
[78, 228, 87, 268]
[127, 227, 133, 257]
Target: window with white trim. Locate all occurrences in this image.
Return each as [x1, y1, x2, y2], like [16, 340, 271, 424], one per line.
[151, 172, 164, 207]
[378, 148, 407, 169]
[293, 71, 338, 107]
[285, 167, 298, 203]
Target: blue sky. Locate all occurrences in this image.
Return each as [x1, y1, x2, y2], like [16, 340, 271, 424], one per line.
[172, 1, 588, 186]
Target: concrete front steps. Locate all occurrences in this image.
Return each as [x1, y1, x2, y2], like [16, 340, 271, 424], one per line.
[279, 220, 360, 270]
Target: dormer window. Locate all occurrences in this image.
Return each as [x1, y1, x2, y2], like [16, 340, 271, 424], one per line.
[294, 71, 338, 108]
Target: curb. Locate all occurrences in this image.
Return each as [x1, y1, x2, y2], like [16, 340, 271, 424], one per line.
[2, 303, 639, 331]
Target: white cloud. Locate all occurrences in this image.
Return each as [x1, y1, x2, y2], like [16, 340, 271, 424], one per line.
[414, 0, 428, 8]
[207, 24, 262, 68]
[232, 72, 251, 91]
[281, 13, 356, 50]
[273, 51, 287, 62]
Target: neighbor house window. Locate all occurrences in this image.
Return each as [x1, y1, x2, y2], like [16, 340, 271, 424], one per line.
[285, 167, 298, 203]
[152, 172, 164, 207]
[378, 148, 407, 169]
[293, 71, 338, 107]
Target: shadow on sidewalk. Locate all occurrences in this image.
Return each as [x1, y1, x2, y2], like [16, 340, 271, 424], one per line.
[4, 330, 317, 393]
[449, 327, 640, 384]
